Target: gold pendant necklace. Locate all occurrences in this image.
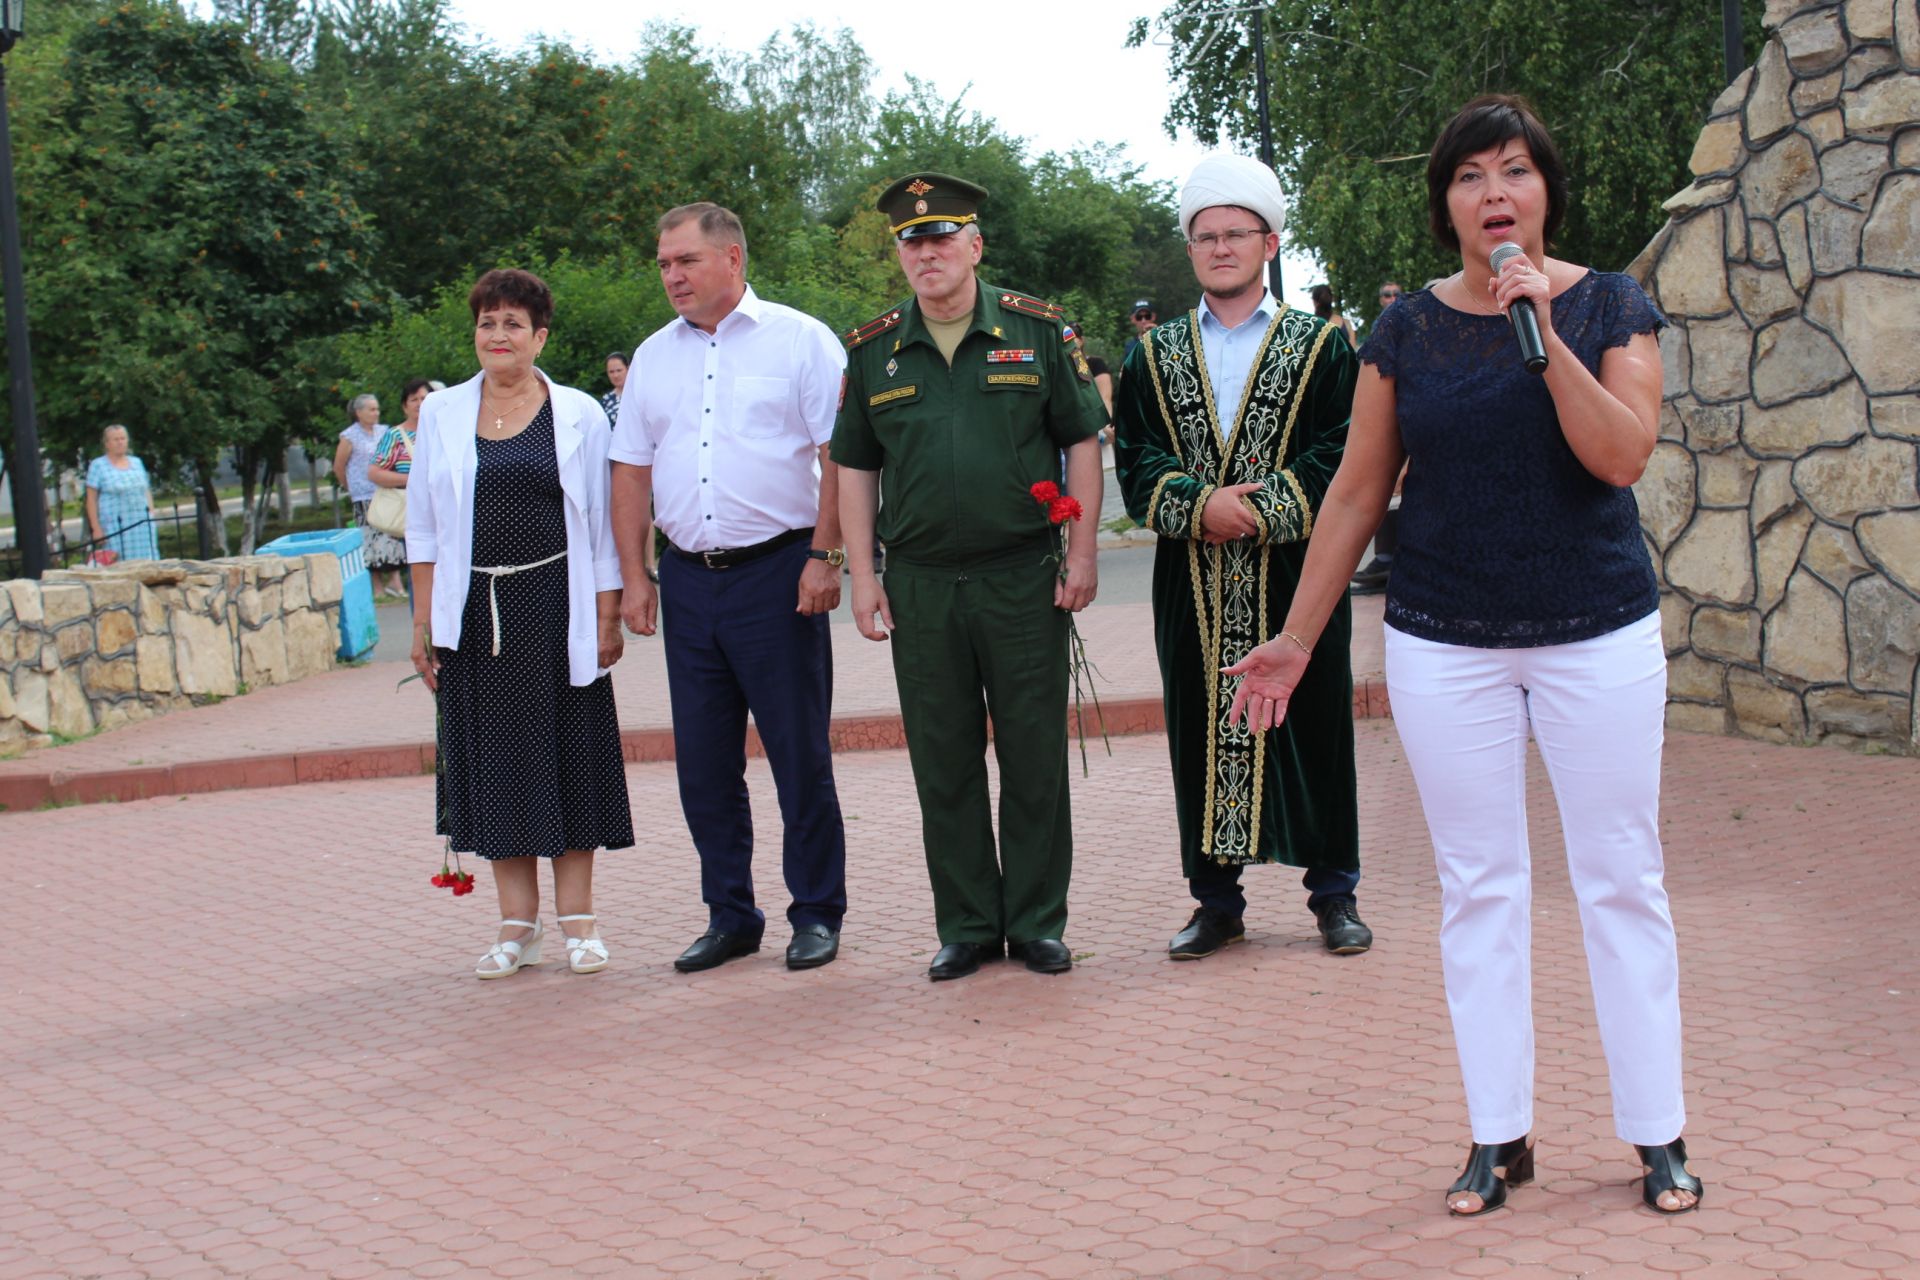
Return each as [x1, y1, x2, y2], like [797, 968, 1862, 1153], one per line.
[482, 383, 532, 432]
[1455, 272, 1501, 316]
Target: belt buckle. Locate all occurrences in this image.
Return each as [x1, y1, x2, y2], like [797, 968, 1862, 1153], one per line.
[702, 549, 727, 570]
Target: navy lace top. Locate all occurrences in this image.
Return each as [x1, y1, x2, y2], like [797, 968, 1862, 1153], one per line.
[1357, 271, 1665, 648]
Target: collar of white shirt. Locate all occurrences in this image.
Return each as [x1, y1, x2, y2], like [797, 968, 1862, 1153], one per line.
[1197, 287, 1278, 338]
[678, 283, 764, 339]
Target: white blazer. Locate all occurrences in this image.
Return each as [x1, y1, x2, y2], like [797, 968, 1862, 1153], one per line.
[405, 369, 621, 687]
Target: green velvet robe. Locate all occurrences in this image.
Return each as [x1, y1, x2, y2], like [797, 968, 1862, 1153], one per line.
[1114, 307, 1360, 876]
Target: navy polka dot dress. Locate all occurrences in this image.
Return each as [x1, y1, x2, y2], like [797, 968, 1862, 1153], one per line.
[435, 402, 634, 859]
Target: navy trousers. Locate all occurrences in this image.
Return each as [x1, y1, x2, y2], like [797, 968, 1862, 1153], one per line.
[1190, 861, 1360, 917]
[659, 541, 846, 937]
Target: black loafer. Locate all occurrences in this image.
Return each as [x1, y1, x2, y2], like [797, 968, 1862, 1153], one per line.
[785, 924, 840, 970]
[1008, 938, 1072, 974]
[1169, 907, 1246, 960]
[928, 941, 999, 981]
[1313, 898, 1373, 954]
[673, 929, 762, 973]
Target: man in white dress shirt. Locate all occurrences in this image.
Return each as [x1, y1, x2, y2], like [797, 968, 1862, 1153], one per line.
[610, 202, 850, 974]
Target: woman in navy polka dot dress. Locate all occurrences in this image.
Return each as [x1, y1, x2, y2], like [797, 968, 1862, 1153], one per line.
[405, 269, 634, 979]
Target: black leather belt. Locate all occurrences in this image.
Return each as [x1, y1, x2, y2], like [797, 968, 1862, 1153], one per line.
[669, 526, 813, 570]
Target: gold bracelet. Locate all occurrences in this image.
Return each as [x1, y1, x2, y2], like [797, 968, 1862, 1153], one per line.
[1279, 630, 1312, 655]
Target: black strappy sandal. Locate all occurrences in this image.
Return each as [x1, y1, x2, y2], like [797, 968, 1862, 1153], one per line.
[1445, 1136, 1535, 1216]
[1634, 1137, 1703, 1213]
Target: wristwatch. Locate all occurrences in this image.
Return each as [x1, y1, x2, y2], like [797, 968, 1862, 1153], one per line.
[807, 548, 847, 567]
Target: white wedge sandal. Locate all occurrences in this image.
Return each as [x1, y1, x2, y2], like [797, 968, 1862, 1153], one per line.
[557, 914, 609, 974]
[475, 919, 543, 979]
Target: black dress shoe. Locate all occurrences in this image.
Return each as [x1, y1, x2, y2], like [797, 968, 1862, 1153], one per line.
[928, 941, 999, 981]
[1313, 898, 1373, 954]
[1169, 907, 1246, 960]
[785, 924, 839, 970]
[673, 929, 762, 972]
[1008, 938, 1072, 974]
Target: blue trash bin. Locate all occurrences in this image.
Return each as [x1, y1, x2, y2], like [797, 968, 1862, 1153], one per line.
[258, 527, 379, 660]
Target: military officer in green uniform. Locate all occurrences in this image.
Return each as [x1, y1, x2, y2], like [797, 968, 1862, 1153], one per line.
[833, 174, 1109, 982]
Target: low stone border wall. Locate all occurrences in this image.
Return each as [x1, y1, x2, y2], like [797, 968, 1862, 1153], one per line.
[0, 555, 343, 754]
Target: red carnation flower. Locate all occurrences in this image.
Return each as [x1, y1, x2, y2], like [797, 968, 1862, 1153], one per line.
[1048, 496, 1084, 525]
[1029, 480, 1060, 504]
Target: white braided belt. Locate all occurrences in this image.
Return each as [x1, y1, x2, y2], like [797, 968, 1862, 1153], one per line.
[472, 550, 567, 656]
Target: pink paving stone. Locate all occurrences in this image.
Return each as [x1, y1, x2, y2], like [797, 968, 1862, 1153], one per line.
[2, 713, 1918, 1276]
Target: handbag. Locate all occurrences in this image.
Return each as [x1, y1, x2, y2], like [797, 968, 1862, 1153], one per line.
[366, 485, 408, 537]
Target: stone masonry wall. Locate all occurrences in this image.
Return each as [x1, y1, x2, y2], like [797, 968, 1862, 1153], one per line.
[0, 555, 342, 755]
[1629, 0, 1920, 750]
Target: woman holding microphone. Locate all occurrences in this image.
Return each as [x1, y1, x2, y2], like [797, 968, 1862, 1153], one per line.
[1226, 96, 1700, 1217]
[407, 268, 633, 979]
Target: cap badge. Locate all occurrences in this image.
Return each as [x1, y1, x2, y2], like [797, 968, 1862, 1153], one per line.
[906, 178, 934, 196]
[913, 199, 929, 215]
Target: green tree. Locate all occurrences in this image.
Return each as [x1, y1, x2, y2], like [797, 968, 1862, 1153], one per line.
[9, 2, 382, 551]
[1129, 0, 1768, 327]
[328, 251, 673, 415]
[736, 24, 876, 220]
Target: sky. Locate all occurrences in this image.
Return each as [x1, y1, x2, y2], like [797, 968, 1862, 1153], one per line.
[439, 0, 1329, 312]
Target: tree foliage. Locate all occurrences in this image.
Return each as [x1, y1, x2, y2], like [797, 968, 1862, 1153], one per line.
[6, 1, 381, 550]
[1129, 0, 1768, 326]
[6, 1, 1190, 517]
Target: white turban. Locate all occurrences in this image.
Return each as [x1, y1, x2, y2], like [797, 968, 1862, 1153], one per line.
[1178, 153, 1287, 240]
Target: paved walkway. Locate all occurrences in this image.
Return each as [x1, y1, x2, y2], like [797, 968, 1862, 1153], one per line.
[4, 724, 1916, 1278]
[0, 573, 1390, 810]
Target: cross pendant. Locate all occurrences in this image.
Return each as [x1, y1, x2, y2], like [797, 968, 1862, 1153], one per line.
[493, 417, 504, 431]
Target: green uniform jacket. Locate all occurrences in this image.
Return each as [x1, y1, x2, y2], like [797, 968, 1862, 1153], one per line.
[830, 282, 1107, 565]
[1114, 306, 1361, 875]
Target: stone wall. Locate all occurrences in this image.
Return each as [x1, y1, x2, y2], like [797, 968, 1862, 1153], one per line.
[1630, 0, 1920, 750]
[0, 555, 343, 754]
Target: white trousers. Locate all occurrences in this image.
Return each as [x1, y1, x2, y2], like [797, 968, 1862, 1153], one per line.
[1385, 612, 1686, 1145]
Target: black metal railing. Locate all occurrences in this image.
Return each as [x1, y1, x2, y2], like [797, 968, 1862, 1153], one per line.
[0, 503, 205, 580]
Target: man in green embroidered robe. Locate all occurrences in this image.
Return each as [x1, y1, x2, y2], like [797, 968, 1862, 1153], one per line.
[1115, 154, 1372, 960]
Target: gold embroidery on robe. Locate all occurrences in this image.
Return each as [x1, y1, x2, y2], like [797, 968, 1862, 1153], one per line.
[1141, 308, 1328, 862]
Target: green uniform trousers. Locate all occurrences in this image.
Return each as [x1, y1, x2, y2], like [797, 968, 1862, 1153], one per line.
[886, 556, 1073, 945]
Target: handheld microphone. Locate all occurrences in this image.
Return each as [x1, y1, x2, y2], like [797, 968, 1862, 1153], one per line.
[1489, 242, 1549, 375]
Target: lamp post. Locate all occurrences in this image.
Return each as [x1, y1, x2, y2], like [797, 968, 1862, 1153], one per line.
[1162, 3, 1286, 300]
[1722, 0, 1745, 83]
[1, 0, 49, 580]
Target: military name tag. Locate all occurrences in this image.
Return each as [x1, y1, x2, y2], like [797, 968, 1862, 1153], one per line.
[986, 349, 1036, 363]
[870, 385, 918, 407]
[986, 373, 1040, 387]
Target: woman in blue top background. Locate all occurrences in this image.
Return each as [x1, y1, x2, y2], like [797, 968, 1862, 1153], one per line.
[85, 425, 159, 561]
[1226, 96, 1700, 1218]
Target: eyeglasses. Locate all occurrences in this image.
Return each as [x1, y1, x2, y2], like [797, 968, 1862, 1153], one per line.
[1378, 288, 1401, 299]
[1132, 311, 1154, 320]
[1187, 228, 1266, 250]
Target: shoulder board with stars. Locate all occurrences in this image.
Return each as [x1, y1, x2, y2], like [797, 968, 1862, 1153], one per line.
[844, 304, 908, 351]
[996, 290, 1065, 324]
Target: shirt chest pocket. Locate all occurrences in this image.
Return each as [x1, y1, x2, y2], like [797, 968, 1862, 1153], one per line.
[732, 376, 791, 439]
[979, 370, 1044, 394]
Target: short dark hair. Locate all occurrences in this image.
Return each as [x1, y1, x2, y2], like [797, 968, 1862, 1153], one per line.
[604, 351, 629, 367]
[401, 377, 433, 402]
[658, 202, 748, 268]
[1426, 95, 1567, 253]
[468, 268, 553, 332]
